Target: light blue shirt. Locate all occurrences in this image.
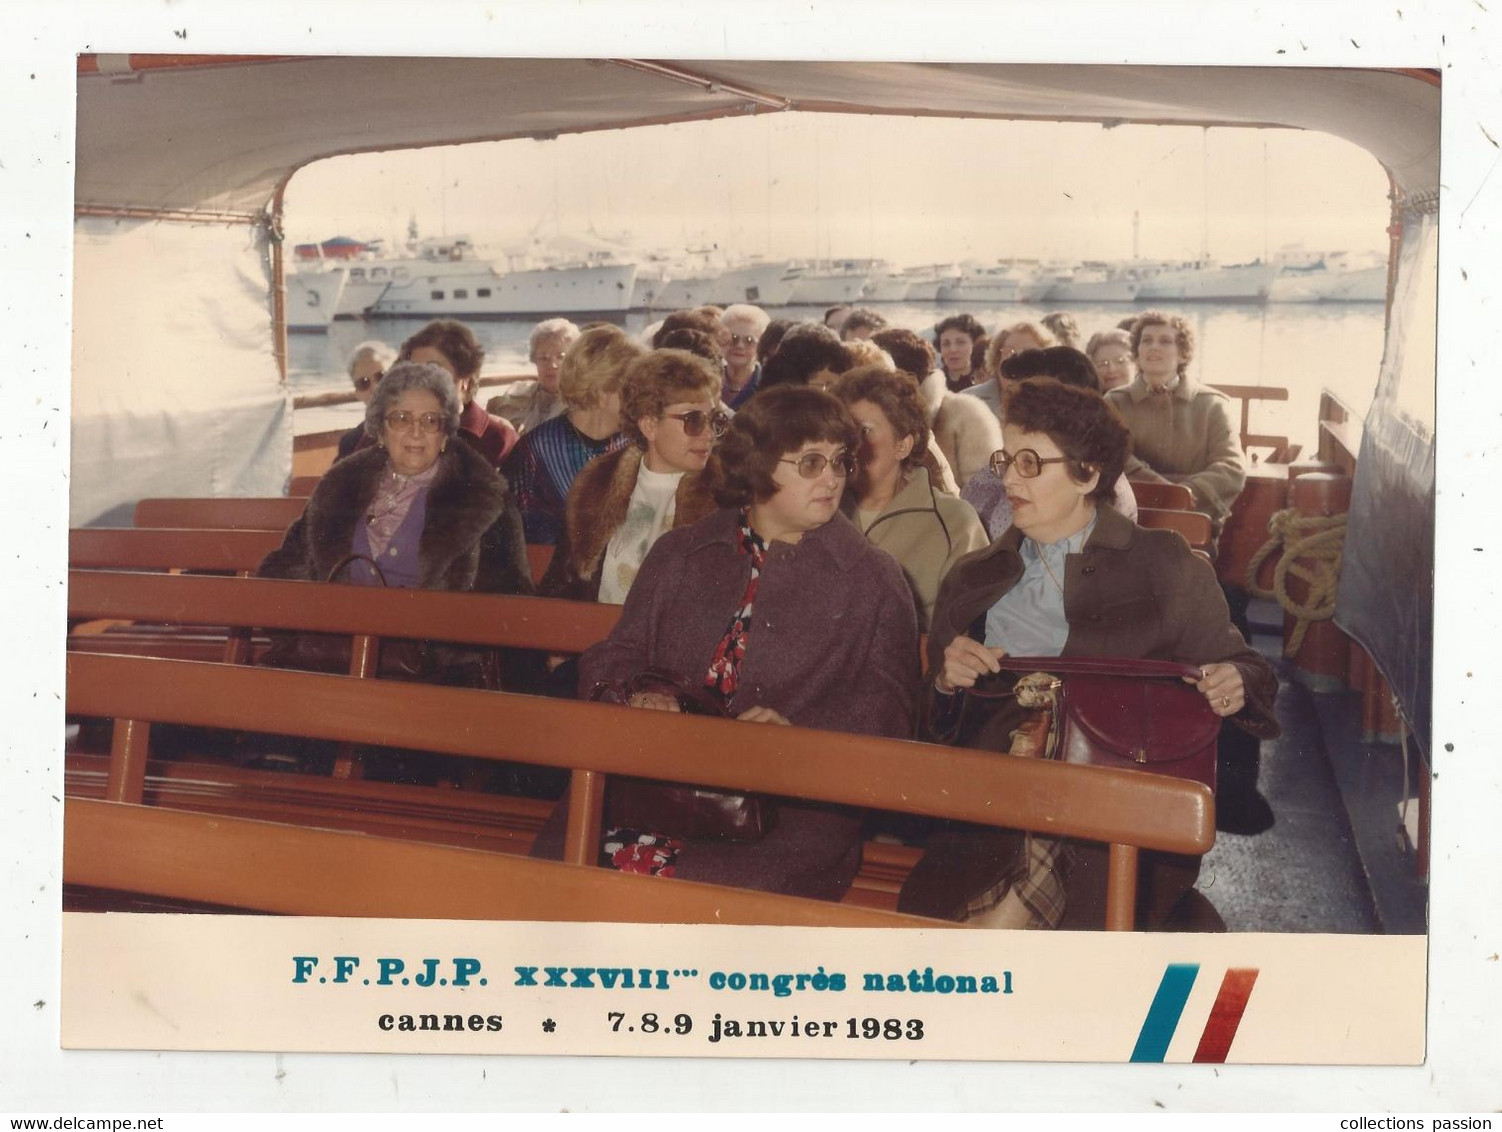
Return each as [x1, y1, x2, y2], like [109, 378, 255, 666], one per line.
[983, 514, 1097, 658]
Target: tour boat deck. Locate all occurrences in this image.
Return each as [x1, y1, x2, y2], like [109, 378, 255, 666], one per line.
[1204, 602, 1428, 934]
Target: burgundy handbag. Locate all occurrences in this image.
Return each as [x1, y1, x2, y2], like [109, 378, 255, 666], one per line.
[974, 657, 1220, 790]
[588, 669, 778, 841]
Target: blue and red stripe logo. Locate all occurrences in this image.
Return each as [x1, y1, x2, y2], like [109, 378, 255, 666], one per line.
[1130, 963, 1260, 1063]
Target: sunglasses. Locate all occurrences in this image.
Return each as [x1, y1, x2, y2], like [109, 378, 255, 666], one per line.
[779, 450, 858, 479]
[727, 333, 758, 347]
[989, 448, 1071, 479]
[353, 372, 381, 392]
[384, 410, 445, 435]
[662, 409, 731, 439]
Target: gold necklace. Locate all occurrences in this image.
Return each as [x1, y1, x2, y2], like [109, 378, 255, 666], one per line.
[1037, 546, 1065, 595]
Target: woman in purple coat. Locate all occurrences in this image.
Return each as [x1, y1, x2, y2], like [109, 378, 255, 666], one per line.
[531, 385, 921, 900]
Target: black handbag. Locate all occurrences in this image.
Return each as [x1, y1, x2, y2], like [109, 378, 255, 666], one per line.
[971, 656, 1219, 790]
[258, 553, 433, 680]
[588, 669, 778, 841]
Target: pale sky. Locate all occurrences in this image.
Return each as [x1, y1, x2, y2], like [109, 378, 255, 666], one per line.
[284, 111, 1392, 269]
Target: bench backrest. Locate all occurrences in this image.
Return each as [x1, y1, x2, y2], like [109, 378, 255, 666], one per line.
[134, 496, 305, 531]
[67, 570, 621, 655]
[1136, 506, 1213, 550]
[66, 799, 937, 927]
[70, 528, 286, 574]
[1207, 383, 1292, 459]
[1129, 481, 1197, 512]
[68, 651, 1216, 929]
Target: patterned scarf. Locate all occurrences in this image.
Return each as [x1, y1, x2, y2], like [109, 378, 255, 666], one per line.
[702, 510, 768, 704]
[366, 458, 441, 558]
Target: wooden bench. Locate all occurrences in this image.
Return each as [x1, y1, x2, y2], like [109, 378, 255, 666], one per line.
[68, 525, 565, 663]
[63, 569, 913, 904]
[70, 527, 285, 574]
[133, 496, 306, 532]
[66, 800, 938, 927]
[1207, 383, 1295, 461]
[124, 499, 556, 586]
[1129, 481, 1197, 512]
[68, 530, 292, 661]
[67, 651, 1215, 929]
[1135, 506, 1213, 552]
[67, 569, 621, 665]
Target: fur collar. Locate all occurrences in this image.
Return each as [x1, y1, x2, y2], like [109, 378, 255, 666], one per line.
[306, 442, 509, 590]
[559, 445, 717, 586]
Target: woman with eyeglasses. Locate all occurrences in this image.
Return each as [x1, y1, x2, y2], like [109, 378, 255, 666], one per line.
[334, 340, 398, 461]
[541, 350, 727, 603]
[898, 376, 1278, 930]
[530, 384, 920, 900]
[833, 365, 987, 630]
[961, 346, 1138, 538]
[961, 320, 1056, 419]
[1085, 327, 1134, 392]
[259, 360, 532, 599]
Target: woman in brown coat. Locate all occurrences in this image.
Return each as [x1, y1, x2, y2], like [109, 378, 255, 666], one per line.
[531, 385, 920, 900]
[899, 377, 1278, 929]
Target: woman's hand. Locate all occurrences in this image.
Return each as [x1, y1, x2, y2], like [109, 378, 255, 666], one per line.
[737, 706, 792, 726]
[1187, 662, 1246, 718]
[935, 636, 1006, 694]
[627, 691, 681, 712]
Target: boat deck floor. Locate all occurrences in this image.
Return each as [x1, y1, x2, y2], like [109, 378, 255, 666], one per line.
[1202, 608, 1428, 934]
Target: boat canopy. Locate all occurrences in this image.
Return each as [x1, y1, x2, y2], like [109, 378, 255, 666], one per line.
[72, 56, 1438, 749]
[77, 59, 1438, 214]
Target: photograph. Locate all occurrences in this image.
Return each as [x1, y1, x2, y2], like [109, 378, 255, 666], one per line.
[7, 0, 1499, 1114]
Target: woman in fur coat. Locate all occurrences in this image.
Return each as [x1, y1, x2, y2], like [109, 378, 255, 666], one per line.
[257, 360, 532, 598]
[540, 349, 725, 604]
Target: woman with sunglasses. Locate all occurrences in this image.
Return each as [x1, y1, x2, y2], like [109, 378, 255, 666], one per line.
[898, 376, 1279, 930]
[542, 349, 726, 603]
[719, 303, 770, 409]
[531, 384, 920, 900]
[334, 340, 398, 461]
[258, 360, 531, 599]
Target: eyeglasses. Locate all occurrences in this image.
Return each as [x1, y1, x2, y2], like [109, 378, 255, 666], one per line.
[779, 450, 858, 479]
[662, 409, 731, 438]
[989, 448, 1071, 479]
[384, 410, 446, 435]
[353, 373, 381, 392]
[727, 333, 758, 347]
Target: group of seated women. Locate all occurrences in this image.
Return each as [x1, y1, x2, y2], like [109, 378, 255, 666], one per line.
[262, 303, 1272, 928]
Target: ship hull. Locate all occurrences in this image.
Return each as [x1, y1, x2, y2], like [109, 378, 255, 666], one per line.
[1138, 262, 1281, 303]
[369, 262, 637, 317]
[938, 279, 1020, 303]
[785, 272, 870, 305]
[706, 263, 798, 307]
[1049, 277, 1140, 302]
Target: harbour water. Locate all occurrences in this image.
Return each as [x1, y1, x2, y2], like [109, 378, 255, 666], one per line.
[289, 300, 1387, 453]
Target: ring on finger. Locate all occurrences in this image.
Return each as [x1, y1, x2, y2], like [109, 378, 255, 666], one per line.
[1220, 696, 1231, 709]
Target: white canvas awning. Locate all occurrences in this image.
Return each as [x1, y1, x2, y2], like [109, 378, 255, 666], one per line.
[77, 58, 1439, 218]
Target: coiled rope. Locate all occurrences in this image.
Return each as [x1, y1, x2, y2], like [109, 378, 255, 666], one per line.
[1245, 508, 1348, 657]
